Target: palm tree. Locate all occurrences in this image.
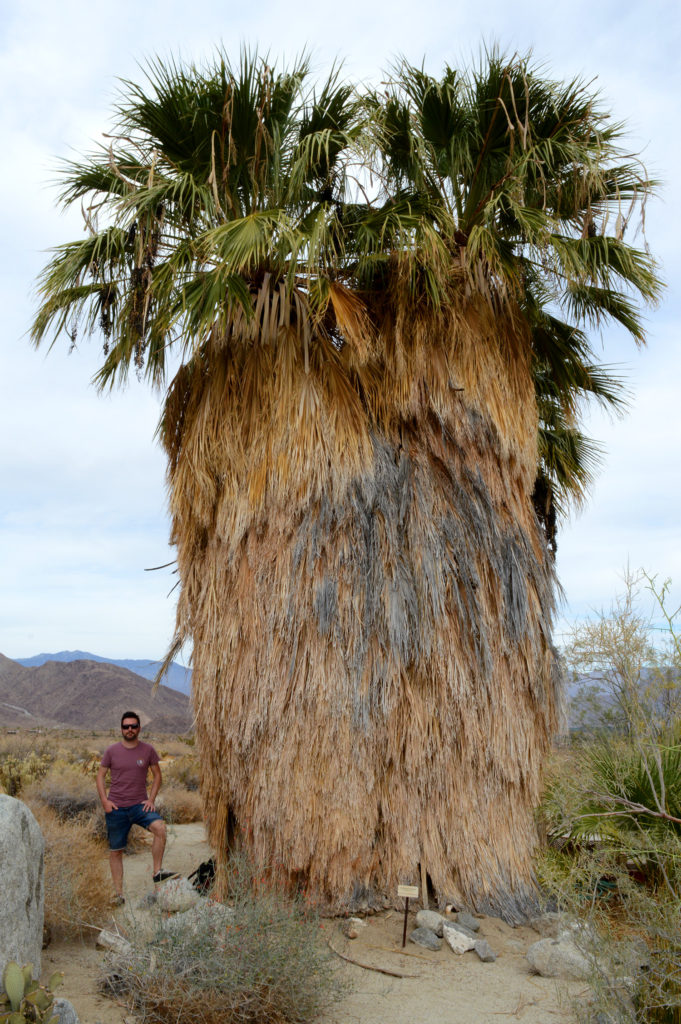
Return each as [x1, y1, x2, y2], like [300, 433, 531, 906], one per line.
[32, 49, 659, 920]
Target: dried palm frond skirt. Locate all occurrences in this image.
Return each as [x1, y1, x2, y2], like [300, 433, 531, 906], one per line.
[163, 305, 560, 923]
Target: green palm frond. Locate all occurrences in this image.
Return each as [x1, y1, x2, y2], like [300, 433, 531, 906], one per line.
[569, 742, 681, 847]
[33, 48, 661, 527]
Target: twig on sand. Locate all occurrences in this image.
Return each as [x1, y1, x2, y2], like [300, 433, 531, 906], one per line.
[367, 944, 431, 961]
[327, 938, 421, 979]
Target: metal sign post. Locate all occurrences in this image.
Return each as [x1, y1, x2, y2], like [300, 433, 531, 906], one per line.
[397, 884, 419, 947]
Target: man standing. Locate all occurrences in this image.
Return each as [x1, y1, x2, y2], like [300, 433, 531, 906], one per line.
[97, 711, 176, 903]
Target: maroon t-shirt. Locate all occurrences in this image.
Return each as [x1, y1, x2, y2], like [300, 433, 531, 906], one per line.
[101, 741, 160, 807]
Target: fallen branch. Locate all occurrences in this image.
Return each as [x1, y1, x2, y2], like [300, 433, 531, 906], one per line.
[327, 938, 420, 979]
[577, 797, 681, 826]
[367, 944, 431, 961]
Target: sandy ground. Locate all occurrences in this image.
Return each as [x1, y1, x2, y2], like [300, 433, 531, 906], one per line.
[42, 824, 586, 1024]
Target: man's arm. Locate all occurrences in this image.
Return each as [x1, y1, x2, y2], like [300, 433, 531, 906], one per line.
[96, 764, 117, 812]
[144, 763, 162, 812]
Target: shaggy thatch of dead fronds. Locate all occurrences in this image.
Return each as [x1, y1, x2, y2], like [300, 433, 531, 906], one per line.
[162, 287, 559, 922]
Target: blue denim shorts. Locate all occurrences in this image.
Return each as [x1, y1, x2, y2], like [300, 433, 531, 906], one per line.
[105, 803, 163, 850]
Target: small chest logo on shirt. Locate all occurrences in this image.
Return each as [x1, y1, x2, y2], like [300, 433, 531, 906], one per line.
[136, 759, 145, 767]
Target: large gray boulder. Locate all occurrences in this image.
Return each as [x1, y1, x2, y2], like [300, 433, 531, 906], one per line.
[0, 796, 45, 976]
[526, 937, 592, 981]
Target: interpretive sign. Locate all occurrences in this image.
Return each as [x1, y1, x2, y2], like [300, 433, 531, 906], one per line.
[398, 884, 419, 946]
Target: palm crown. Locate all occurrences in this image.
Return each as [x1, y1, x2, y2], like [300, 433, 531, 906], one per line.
[33, 49, 660, 528]
[370, 52, 659, 533]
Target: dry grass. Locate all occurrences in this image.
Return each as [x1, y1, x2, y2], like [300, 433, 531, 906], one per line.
[162, 754, 200, 791]
[158, 784, 203, 823]
[27, 802, 111, 939]
[23, 764, 105, 840]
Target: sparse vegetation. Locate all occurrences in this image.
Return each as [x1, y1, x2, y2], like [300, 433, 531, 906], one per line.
[103, 854, 346, 1024]
[163, 754, 200, 791]
[0, 750, 52, 797]
[25, 764, 101, 821]
[539, 572, 681, 1023]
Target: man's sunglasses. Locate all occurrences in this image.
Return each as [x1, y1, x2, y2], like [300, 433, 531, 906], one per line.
[122, 724, 140, 731]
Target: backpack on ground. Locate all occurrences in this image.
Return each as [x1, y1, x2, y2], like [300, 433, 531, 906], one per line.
[187, 857, 216, 894]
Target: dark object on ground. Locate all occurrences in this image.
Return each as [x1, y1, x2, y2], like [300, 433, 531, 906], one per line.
[153, 870, 179, 884]
[188, 857, 216, 894]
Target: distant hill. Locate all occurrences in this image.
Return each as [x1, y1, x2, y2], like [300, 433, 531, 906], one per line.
[0, 653, 192, 733]
[15, 650, 192, 695]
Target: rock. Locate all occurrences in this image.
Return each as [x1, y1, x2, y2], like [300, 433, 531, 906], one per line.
[0, 796, 45, 977]
[474, 939, 497, 962]
[409, 927, 442, 951]
[343, 917, 366, 939]
[51, 998, 80, 1024]
[529, 911, 566, 938]
[456, 911, 481, 933]
[159, 899, 235, 938]
[155, 876, 200, 913]
[444, 920, 477, 940]
[443, 924, 476, 954]
[415, 909, 445, 936]
[526, 937, 592, 981]
[559, 918, 597, 944]
[96, 929, 133, 955]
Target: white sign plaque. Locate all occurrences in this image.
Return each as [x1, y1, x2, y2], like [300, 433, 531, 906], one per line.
[397, 884, 419, 899]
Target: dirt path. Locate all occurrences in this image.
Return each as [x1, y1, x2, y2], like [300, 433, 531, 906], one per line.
[43, 824, 584, 1024]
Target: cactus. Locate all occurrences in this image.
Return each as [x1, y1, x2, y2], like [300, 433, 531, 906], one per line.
[0, 962, 63, 1024]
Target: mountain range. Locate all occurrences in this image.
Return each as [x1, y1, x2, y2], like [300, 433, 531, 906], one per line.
[0, 653, 192, 733]
[15, 650, 192, 694]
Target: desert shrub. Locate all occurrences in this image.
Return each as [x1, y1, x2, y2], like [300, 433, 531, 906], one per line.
[163, 754, 200, 791]
[0, 751, 52, 797]
[26, 803, 111, 940]
[539, 742, 681, 1023]
[158, 784, 203, 823]
[103, 855, 346, 1024]
[24, 764, 101, 819]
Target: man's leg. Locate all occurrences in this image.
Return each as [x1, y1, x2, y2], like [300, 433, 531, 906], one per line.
[148, 819, 167, 876]
[109, 849, 124, 895]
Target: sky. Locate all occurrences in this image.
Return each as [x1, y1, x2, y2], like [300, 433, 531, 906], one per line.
[1, 0, 679, 662]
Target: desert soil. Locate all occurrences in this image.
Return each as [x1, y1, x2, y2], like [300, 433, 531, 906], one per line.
[43, 824, 585, 1024]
